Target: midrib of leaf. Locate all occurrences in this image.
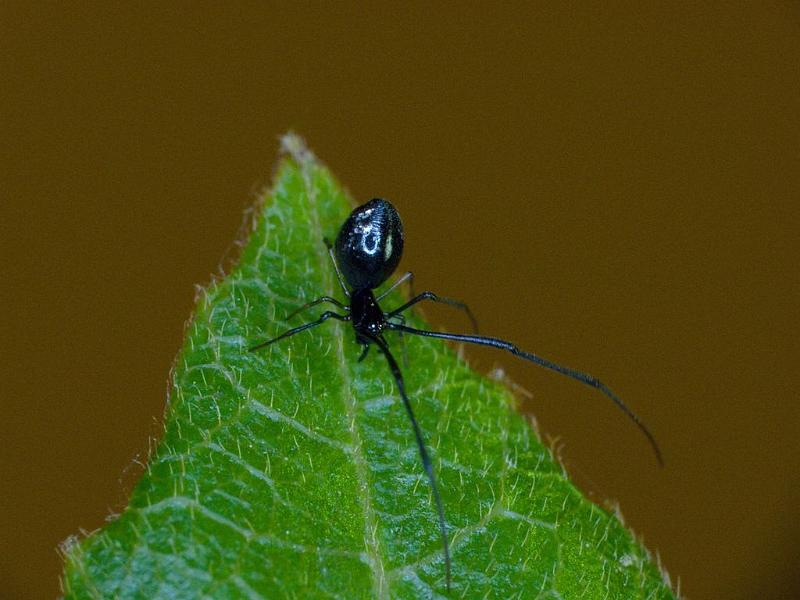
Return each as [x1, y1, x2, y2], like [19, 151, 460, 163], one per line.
[291, 143, 389, 597]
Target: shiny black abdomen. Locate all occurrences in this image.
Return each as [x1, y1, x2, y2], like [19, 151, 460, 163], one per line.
[334, 198, 404, 291]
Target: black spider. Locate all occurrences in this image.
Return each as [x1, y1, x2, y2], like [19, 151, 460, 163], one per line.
[250, 198, 662, 590]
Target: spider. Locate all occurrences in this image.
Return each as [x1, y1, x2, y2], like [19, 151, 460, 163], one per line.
[250, 198, 662, 590]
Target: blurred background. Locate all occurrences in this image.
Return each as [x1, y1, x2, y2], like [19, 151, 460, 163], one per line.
[2, 4, 798, 599]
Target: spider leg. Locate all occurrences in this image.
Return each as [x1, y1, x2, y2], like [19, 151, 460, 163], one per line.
[249, 311, 349, 352]
[357, 344, 370, 362]
[388, 291, 480, 334]
[388, 323, 663, 467]
[376, 270, 414, 302]
[369, 334, 452, 591]
[323, 237, 350, 297]
[388, 313, 410, 368]
[286, 296, 347, 321]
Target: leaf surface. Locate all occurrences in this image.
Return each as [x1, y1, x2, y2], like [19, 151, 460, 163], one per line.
[62, 135, 676, 599]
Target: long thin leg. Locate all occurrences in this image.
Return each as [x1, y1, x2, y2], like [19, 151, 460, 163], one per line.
[388, 324, 663, 466]
[249, 311, 349, 352]
[376, 271, 413, 302]
[323, 237, 350, 297]
[286, 296, 347, 321]
[389, 291, 480, 334]
[389, 313, 410, 367]
[369, 335, 452, 591]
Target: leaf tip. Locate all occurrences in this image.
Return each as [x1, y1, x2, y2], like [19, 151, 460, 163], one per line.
[280, 131, 317, 167]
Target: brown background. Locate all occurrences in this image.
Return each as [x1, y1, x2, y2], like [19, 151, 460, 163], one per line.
[2, 4, 798, 599]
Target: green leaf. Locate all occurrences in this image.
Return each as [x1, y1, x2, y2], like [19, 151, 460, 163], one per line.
[61, 134, 676, 599]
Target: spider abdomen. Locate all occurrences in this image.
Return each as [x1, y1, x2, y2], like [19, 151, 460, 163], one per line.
[334, 198, 404, 290]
